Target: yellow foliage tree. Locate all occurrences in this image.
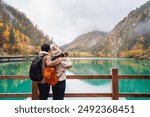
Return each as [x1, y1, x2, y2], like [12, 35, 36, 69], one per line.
[22, 46, 30, 55]
[133, 35, 144, 50]
[2, 43, 9, 52]
[2, 43, 8, 50]
[0, 22, 3, 27]
[15, 30, 21, 43]
[3, 31, 10, 39]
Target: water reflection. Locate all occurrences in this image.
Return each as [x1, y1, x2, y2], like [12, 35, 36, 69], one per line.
[70, 58, 150, 75]
[0, 62, 30, 75]
[0, 80, 31, 93]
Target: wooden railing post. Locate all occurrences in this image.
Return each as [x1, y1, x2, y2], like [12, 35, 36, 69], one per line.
[112, 68, 119, 100]
[32, 81, 38, 100]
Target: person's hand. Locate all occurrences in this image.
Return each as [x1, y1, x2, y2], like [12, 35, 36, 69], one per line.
[57, 58, 62, 63]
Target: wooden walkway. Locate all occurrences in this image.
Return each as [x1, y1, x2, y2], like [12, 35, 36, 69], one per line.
[0, 68, 150, 100]
[0, 55, 35, 62]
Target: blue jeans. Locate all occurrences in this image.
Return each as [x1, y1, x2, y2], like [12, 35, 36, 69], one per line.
[52, 80, 66, 100]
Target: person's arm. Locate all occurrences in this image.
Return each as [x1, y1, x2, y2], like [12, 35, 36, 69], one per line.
[61, 57, 72, 69]
[45, 55, 61, 67]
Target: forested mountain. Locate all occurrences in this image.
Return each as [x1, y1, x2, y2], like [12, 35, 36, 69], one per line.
[0, 0, 52, 55]
[100, 0, 150, 59]
[63, 1, 150, 59]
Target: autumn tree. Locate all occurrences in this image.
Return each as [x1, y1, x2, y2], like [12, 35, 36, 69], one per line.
[3, 30, 9, 39]
[2, 43, 9, 52]
[133, 35, 144, 50]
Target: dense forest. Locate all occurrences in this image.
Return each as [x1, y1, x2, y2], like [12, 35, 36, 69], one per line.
[0, 0, 52, 55]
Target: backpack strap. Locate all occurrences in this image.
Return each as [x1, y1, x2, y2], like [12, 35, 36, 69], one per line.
[42, 54, 50, 76]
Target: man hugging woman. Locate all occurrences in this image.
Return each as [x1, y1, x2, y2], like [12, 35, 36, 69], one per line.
[38, 43, 72, 100]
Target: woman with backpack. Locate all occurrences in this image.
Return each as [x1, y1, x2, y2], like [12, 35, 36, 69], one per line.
[38, 44, 61, 100]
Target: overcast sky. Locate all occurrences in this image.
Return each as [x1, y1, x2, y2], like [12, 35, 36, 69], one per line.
[4, 0, 148, 45]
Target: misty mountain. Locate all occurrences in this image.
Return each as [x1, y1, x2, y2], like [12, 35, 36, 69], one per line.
[62, 31, 107, 52]
[101, 0, 150, 57]
[63, 1, 150, 59]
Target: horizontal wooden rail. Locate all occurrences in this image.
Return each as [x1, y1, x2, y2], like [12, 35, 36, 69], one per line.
[1, 93, 150, 98]
[0, 94, 31, 98]
[0, 75, 112, 79]
[0, 75, 150, 80]
[119, 75, 150, 79]
[67, 75, 112, 79]
[0, 75, 29, 79]
[119, 93, 150, 98]
[0, 93, 112, 98]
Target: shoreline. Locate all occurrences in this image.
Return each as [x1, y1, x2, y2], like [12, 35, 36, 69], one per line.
[0, 55, 149, 62]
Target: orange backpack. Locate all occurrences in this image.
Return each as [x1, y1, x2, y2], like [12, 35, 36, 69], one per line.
[43, 67, 58, 86]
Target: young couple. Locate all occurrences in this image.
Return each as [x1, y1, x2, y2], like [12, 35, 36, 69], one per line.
[37, 43, 72, 100]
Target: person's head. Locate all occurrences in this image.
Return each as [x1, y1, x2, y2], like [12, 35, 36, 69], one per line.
[41, 44, 50, 52]
[50, 44, 58, 50]
[50, 44, 62, 56]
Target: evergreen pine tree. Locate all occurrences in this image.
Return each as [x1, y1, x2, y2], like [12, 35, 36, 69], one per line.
[9, 28, 16, 45]
[0, 26, 3, 33]
[0, 26, 5, 47]
[0, 27, 4, 35]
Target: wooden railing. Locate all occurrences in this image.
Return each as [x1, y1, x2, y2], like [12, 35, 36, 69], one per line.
[0, 68, 150, 100]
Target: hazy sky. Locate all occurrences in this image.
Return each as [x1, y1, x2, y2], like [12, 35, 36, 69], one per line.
[4, 0, 148, 45]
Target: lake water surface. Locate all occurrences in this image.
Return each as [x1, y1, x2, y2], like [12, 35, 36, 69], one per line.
[0, 58, 150, 100]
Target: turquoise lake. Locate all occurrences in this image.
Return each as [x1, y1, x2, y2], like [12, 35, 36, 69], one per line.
[0, 58, 150, 100]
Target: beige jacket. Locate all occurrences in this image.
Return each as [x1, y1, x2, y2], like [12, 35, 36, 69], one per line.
[54, 57, 72, 81]
[38, 51, 61, 83]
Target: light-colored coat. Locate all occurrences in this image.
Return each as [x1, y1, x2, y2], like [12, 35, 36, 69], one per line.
[54, 57, 72, 81]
